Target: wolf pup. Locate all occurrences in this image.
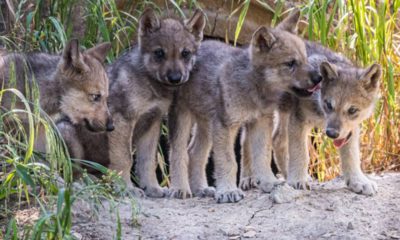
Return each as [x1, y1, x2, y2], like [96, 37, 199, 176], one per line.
[239, 42, 352, 192]
[0, 39, 113, 133]
[58, 8, 206, 197]
[168, 9, 322, 203]
[270, 41, 381, 196]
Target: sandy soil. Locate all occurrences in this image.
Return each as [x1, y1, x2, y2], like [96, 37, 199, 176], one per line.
[72, 173, 400, 240]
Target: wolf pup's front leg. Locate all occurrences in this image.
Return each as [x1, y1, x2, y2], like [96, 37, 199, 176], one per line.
[213, 123, 244, 203]
[241, 115, 282, 193]
[108, 113, 144, 196]
[340, 127, 377, 195]
[168, 105, 193, 199]
[135, 114, 168, 198]
[188, 121, 215, 197]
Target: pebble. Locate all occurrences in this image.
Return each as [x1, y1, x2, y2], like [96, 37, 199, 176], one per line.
[243, 230, 257, 238]
[270, 183, 303, 204]
[347, 222, 354, 230]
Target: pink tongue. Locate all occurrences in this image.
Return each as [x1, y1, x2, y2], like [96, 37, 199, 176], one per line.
[333, 138, 346, 148]
[307, 83, 321, 93]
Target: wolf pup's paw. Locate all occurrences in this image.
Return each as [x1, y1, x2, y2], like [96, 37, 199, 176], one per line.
[126, 186, 146, 197]
[287, 178, 311, 190]
[346, 175, 377, 196]
[239, 177, 255, 191]
[215, 188, 245, 203]
[143, 186, 168, 198]
[192, 187, 216, 198]
[167, 187, 192, 199]
[257, 178, 285, 193]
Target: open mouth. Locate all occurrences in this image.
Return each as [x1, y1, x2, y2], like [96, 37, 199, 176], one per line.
[332, 132, 352, 148]
[291, 86, 314, 97]
[291, 82, 321, 97]
[307, 83, 321, 93]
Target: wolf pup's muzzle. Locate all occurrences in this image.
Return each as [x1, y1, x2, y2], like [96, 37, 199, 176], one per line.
[167, 70, 183, 85]
[308, 72, 322, 92]
[291, 70, 322, 97]
[106, 118, 115, 132]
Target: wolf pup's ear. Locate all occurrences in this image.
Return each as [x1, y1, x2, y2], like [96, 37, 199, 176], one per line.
[360, 63, 381, 91]
[251, 26, 276, 52]
[185, 9, 206, 42]
[86, 42, 112, 63]
[62, 39, 89, 72]
[277, 8, 300, 34]
[139, 8, 161, 36]
[320, 61, 338, 82]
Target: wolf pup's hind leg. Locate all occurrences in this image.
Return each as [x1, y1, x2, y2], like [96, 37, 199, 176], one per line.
[239, 125, 254, 191]
[287, 115, 312, 190]
[272, 110, 290, 178]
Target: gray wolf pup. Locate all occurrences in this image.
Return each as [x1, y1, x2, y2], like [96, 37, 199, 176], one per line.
[0, 39, 113, 132]
[168, 9, 322, 203]
[58, 8, 206, 197]
[242, 41, 381, 196]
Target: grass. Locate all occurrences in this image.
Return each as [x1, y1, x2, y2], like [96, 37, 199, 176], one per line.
[0, 78, 134, 238]
[0, 0, 399, 238]
[0, 1, 142, 238]
[233, 0, 399, 181]
[300, 0, 400, 180]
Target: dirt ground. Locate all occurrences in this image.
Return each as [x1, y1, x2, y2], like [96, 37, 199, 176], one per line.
[72, 173, 400, 240]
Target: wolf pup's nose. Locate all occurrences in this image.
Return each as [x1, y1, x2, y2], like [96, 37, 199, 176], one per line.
[167, 71, 182, 84]
[311, 73, 322, 85]
[326, 128, 339, 139]
[106, 118, 115, 132]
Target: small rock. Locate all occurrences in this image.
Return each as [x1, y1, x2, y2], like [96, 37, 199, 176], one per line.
[347, 222, 354, 230]
[244, 225, 256, 232]
[228, 236, 241, 240]
[321, 232, 334, 238]
[221, 228, 240, 237]
[243, 230, 257, 238]
[384, 231, 400, 239]
[270, 183, 303, 204]
[71, 231, 83, 240]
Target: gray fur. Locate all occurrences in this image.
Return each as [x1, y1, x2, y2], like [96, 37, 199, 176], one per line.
[59, 9, 206, 198]
[0, 40, 112, 136]
[169, 10, 321, 203]
[255, 41, 380, 196]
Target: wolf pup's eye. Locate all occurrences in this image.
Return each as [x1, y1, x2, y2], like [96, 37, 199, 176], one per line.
[325, 100, 333, 111]
[90, 94, 101, 102]
[181, 49, 191, 59]
[285, 60, 297, 70]
[348, 106, 359, 115]
[154, 48, 165, 60]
